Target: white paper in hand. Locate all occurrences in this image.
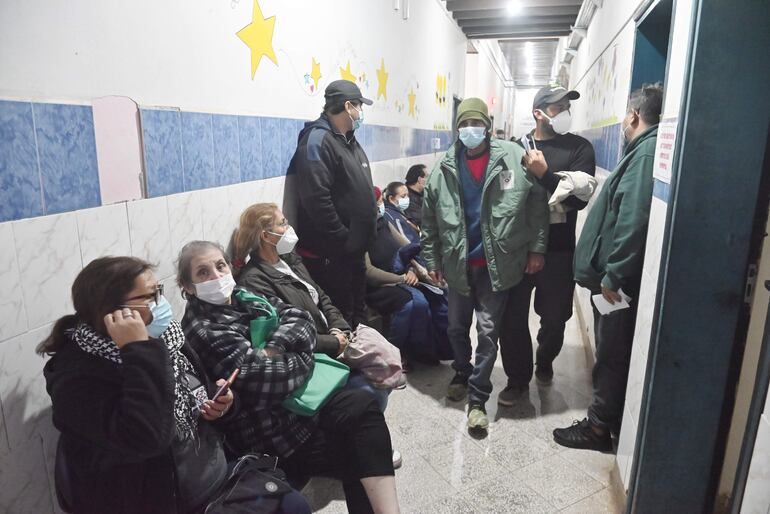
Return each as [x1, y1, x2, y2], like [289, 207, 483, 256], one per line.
[592, 289, 632, 316]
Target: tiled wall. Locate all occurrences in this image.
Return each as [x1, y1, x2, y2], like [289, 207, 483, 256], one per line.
[0, 99, 453, 223]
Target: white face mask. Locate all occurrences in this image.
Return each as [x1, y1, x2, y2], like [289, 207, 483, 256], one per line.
[194, 274, 236, 305]
[267, 226, 299, 254]
[540, 110, 572, 135]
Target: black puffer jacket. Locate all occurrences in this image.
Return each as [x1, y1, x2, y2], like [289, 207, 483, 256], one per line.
[44, 335, 228, 514]
[237, 251, 350, 356]
[287, 114, 376, 258]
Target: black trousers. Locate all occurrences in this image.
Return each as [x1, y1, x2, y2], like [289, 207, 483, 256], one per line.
[499, 251, 575, 386]
[587, 297, 639, 432]
[304, 253, 367, 328]
[281, 389, 394, 514]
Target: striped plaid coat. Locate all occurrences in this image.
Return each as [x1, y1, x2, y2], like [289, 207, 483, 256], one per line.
[182, 288, 318, 458]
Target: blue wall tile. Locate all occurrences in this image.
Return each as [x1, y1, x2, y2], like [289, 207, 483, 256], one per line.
[653, 178, 670, 202]
[238, 116, 263, 181]
[33, 103, 100, 214]
[141, 108, 184, 197]
[212, 114, 240, 187]
[279, 118, 301, 176]
[0, 101, 43, 222]
[181, 112, 214, 191]
[260, 117, 282, 178]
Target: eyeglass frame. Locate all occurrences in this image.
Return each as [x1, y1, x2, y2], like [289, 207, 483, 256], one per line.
[118, 283, 164, 310]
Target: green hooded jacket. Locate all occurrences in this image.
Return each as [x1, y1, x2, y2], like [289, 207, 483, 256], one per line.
[574, 125, 658, 294]
[420, 139, 549, 295]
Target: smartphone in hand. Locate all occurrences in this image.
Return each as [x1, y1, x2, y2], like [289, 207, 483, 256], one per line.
[211, 368, 240, 402]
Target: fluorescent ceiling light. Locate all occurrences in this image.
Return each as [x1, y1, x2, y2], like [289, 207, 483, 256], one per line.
[565, 48, 578, 57]
[507, 1, 521, 16]
[572, 27, 588, 38]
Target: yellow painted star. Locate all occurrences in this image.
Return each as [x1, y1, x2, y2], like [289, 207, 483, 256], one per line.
[236, 0, 277, 79]
[376, 58, 389, 100]
[407, 89, 417, 117]
[339, 61, 356, 82]
[310, 58, 322, 90]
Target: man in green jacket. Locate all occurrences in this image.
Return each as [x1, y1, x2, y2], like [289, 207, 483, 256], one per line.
[553, 83, 663, 451]
[421, 98, 549, 431]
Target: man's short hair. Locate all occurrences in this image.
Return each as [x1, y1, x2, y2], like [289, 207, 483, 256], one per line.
[405, 164, 427, 185]
[628, 83, 664, 125]
[324, 98, 361, 115]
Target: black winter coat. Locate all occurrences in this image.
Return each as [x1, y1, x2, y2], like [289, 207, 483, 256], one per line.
[287, 114, 376, 258]
[237, 252, 350, 356]
[44, 336, 229, 514]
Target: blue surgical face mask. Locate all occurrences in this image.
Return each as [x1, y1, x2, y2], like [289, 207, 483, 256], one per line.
[377, 203, 385, 217]
[147, 296, 173, 338]
[350, 106, 364, 131]
[459, 126, 486, 149]
[397, 197, 410, 211]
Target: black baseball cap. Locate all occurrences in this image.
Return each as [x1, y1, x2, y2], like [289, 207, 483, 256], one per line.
[533, 85, 580, 109]
[324, 80, 373, 106]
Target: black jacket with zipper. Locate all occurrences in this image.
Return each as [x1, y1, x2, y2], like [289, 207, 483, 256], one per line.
[44, 335, 230, 514]
[237, 251, 350, 356]
[288, 114, 376, 258]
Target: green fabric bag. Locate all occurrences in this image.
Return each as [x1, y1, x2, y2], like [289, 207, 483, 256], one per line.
[235, 290, 279, 350]
[282, 353, 349, 416]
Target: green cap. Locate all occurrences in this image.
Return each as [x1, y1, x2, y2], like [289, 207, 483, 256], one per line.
[456, 98, 491, 129]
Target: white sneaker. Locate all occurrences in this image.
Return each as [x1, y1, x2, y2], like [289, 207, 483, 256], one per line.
[392, 449, 403, 470]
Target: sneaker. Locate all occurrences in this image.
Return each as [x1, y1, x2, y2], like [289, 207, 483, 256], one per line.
[467, 403, 489, 431]
[446, 372, 469, 402]
[553, 418, 613, 452]
[392, 449, 403, 470]
[535, 362, 554, 385]
[497, 383, 529, 406]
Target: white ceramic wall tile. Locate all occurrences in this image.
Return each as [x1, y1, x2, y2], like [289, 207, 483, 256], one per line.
[127, 197, 174, 279]
[392, 158, 409, 184]
[166, 191, 204, 259]
[0, 324, 54, 451]
[226, 180, 262, 236]
[160, 275, 187, 322]
[616, 405, 638, 491]
[371, 160, 395, 189]
[13, 213, 82, 330]
[260, 176, 285, 214]
[0, 434, 54, 514]
[0, 223, 27, 343]
[742, 418, 770, 514]
[76, 203, 132, 265]
[199, 186, 233, 250]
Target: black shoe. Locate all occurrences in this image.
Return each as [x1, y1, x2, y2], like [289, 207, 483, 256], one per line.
[446, 372, 469, 401]
[497, 383, 529, 406]
[535, 362, 554, 385]
[553, 418, 613, 452]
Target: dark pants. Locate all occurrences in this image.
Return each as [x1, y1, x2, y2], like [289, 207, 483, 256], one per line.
[281, 389, 394, 514]
[499, 251, 575, 386]
[587, 296, 639, 432]
[304, 253, 367, 328]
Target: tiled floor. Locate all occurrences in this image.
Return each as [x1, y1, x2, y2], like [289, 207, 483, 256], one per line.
[303, 311, 626, 513]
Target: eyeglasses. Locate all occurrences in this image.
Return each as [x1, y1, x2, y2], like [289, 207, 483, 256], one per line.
[119, 283, 164, 310]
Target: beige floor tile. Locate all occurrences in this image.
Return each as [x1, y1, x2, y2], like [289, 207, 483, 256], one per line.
[512, 454, 605, 510]
[560, 487, 624, 514]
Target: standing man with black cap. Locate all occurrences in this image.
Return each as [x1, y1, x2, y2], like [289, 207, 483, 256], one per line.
[285, 79, 375, 328]
[497, 85, 596, 405]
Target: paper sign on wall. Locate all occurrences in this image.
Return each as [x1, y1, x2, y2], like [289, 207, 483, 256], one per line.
[652, 117, 678, 184]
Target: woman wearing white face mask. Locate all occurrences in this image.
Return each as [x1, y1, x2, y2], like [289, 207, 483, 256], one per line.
[382, 181, 421, 246]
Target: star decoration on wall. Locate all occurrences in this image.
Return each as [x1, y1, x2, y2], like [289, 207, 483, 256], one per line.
[310, 58, 322, 90]
[407, 89, 417, 117]
[376, 58, 389, 100]
[236, 0, 277, 79]
[339, 61, 357, 82]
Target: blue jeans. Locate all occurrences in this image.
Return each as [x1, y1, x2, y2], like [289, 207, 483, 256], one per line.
[344, 371, 390, 412]
[447, 266, 509, 405]
[388, 285, 432, 357]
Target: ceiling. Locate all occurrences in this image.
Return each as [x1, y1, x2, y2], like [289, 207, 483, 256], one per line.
[446, 0, 584, 87]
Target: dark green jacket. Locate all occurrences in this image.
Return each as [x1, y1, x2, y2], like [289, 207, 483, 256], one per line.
[421, 139, 549, 295]
[574, 125, 658, 293]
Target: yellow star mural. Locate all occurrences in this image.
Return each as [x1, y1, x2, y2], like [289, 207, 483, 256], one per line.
[339, 61, 357, 82]
[310, 58, 322, 90]
[407, 89, 417, 117]
[236, 0, 277, 79]
[376, 58, 389, 100]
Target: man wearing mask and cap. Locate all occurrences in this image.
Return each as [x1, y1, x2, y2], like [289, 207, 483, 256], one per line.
[498, 84, 597, 404]
[421, 98, 549, 431]
[285, 79, 375, 328]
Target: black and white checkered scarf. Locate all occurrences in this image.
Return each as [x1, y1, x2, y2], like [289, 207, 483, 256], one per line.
[71, 319, 198, 440]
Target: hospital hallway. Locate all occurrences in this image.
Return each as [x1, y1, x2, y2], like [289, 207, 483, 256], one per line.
[305, 310, 623, 513]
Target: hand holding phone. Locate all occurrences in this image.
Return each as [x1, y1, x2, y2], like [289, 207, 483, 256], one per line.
[211, 368, 240, 402]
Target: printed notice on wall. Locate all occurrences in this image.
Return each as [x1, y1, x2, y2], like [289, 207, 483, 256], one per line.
[652, 117, 678, 184]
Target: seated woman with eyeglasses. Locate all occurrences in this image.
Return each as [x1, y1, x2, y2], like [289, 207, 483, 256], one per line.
[178, 240, 400, 514]
[39, 256, 310, 514]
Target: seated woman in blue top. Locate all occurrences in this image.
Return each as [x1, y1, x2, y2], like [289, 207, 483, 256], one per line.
[382, 182, 421, 246]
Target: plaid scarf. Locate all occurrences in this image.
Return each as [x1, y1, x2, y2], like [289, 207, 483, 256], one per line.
[71, 319, 198, 440]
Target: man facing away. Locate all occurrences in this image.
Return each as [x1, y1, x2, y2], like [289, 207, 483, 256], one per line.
[498, 85, 597, 404]
[553, 83, 663, 451]
[421, 97, 550, 431]
[286, 79, 375, 328]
